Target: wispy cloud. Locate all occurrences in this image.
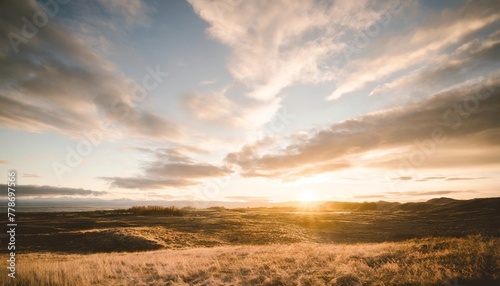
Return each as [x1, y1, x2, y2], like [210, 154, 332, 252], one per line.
[188, 0, 381, 103]
[0, 1, 181, 140]
[0, 184, 107, 197]
[353, 194, 387, 200]
[103, 148, 231, 190]
[394, 176, 488, 182]
[386, 190, 477, 197]
[22, 173, 43, 178]
[182, 89, 282, 128]
[445, 177, 488, 181]
[392, 176, 413, 181]
[224, 196, 270, 202]
[98, 0, 150, 27]
[353, 190, 476, 199]
[329, 0, 500, 100]
[370, 30, 500, 100]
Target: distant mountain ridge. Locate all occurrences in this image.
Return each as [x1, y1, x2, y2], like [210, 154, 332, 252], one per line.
[4, 196, 500, 213]
[321, 197, 500, 214]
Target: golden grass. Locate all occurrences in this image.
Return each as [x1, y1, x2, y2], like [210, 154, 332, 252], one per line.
[2, 235, 499, 286]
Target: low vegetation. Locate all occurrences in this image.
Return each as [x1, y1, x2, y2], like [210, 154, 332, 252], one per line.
[128, 206, 185, 216]
[11, 200, 500, 253]
[3, 198, 498, 285]
[3, 235, 498, 285]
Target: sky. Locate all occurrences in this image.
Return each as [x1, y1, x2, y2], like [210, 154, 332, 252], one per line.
[0, 0, 499, 207]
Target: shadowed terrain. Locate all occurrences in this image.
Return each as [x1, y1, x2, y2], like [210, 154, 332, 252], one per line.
[0, 197, 499, 285]
[2, 197, 498, 254]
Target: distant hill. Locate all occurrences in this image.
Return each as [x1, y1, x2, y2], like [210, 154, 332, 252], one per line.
[320, 197, 500, 214]
[5, 196, 500, 213]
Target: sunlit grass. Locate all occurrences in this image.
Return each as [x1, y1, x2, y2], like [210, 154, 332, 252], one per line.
[3, 235, 498, 285]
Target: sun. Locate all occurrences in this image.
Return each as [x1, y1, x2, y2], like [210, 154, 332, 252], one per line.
[299, 191, 316, 202]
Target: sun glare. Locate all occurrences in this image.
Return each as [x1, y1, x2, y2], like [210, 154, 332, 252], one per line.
[299, 191, 316, 202]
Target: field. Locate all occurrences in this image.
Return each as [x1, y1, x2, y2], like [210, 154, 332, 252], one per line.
[1, 198, 499, 285]
[2, 236, 499, 285]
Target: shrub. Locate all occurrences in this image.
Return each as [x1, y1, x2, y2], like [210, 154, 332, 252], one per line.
[128, 206, 185, 216]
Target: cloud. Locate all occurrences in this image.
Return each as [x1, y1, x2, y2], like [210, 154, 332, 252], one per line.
[0, 0, 182, 140]
[98, 0, 150, 27]
[328, 0, 500, 100]
[182, 90, 235, 121]
[22, 173, 43, 178]
[103, 148, 231, 190]
[370, 30, 500, 100]
[445, 177, 487, 181]
[394, 176, 487, 182]
[188, 0, 384, 102]
[385, 190, 477, 197]
[372, 140, 500, 170]
[224, 196, 270, 202]
[102, 177, 194, 190]
[225, 76, 500, 180]
[414, 176, 446, 182]
[0, 160, 10, 165]
[353, 194, 387, 200]
[182, 89, 282, 128]
[0, 184, 107, 197]
[392, 176, 413, 181]
[200, 79, 216, 85]
[353, 190, 476, 199]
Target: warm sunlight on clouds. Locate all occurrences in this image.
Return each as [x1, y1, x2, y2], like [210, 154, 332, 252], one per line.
[0, 0, 499, 206]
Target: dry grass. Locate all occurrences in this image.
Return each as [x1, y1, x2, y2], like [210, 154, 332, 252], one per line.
[2, 235, 498, 286]
[127, 206, 185, 216]
[13, 204, 500, 253]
